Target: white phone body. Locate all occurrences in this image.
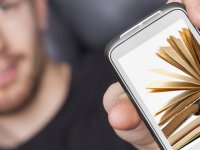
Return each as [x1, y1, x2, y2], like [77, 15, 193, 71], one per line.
[105, 3, 200, 150]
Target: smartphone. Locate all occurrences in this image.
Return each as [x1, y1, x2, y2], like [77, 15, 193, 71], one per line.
[105, 3, 200, 150]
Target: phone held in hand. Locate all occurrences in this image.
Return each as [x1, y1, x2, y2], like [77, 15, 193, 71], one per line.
[105, 3, 200, 150]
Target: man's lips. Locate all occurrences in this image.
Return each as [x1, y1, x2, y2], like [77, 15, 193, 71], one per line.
[0, 63, 18, 87]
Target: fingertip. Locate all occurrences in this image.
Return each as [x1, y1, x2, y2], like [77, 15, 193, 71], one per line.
[108, 96, 141, 130]
[167, 0, 200, 28]
[182, 0, 200, 28]
[187, 8, 200, 28]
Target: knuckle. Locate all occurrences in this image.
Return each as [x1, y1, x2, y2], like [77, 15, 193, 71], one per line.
[103, 82, 124, 111]
[103, 82, 119, 101]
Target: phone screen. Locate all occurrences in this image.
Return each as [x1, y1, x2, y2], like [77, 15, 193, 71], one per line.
[118, 19, 200, 150]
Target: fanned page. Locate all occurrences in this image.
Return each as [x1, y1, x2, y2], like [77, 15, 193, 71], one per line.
[147, 28, 200, 149]
[118, 19, 200, 149]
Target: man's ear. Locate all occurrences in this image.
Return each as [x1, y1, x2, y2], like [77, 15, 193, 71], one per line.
[35, 0, 48, 31]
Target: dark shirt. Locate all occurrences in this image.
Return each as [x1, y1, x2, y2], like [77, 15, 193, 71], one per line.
[16, 52, 135, 150]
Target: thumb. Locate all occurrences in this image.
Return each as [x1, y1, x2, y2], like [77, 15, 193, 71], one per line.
[108, 94, 159, 150]
[103, 83, 159, 149]
[103, 83, 140, 130]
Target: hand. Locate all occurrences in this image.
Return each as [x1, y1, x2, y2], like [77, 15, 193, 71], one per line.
[103, 1, 200, 149]
[103, 83, 159, 150]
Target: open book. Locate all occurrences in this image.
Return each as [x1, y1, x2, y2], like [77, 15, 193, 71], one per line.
[147, 28, 200, 150]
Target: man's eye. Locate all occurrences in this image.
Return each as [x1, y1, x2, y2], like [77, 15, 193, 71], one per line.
[2, 4, 11, 10]
[0, 3, 13, 12]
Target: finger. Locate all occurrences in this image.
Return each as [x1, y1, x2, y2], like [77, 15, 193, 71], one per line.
[108, 93, 141, 130]
[167, 0, 200, 28]
[114, 122, 159, 150]
[103, 83, 158, 149]
[103, 83, 141, 130]
[103, 82, 124, 112]
[182, 0, 200, 28]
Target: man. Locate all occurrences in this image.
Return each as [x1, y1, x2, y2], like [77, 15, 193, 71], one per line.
[0, 0, 199, 150]
[0, 0, 134, 149]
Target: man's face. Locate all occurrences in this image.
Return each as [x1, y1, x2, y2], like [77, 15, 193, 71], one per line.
[0, 0, 46, 114]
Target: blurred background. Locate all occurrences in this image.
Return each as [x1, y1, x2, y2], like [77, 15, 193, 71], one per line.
[44, 0, 166, 63]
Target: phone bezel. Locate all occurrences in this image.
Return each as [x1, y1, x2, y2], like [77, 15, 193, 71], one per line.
[105, 3, 200, 150]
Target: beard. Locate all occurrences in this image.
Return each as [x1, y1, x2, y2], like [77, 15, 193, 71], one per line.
[0, 48, 45, 115]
